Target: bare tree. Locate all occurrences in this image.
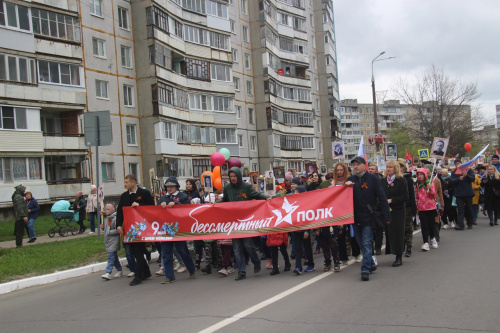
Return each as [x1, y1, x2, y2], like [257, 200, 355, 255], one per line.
[393, 65, 480, 156]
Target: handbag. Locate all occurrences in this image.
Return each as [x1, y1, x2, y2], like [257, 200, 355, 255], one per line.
[355, 180, 384, 229]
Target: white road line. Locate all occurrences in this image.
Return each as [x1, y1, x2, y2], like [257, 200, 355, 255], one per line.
[199, 227, 423, 333]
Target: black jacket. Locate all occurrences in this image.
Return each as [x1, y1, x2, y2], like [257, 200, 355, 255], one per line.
[158, 191, 191, 206]
[404, 172, 417, 216]
[116, 187, 155, 227]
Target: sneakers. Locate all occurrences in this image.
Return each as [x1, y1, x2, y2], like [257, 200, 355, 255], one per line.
[450, 222, 456, 229]
[324, 264, 332, 272]
[127, 272, 135, 277]
[173, 262, 180, 271]
[218, 268, 228, 276]
[293, 267, 303, 275]
[177, 265, 187, 273]
[155, 268, 164, 276]
[431, 238, 439, 249]
[101, 273, 111, 280]
[405, 247, 412, 257]
[227, 267, 235, 274]
[266, 259, 273, 269]
[114, 271, 124, 278]
[442, 224, 449, 229]
[341, 260, 349, 266]
[421, 243, 430, 251]
[361, 272, 370, 281]
[235, 274, 246, 281]
[162, 278, 175, 284]
[354, 254, 362, 263]
[334, 261, 341, 272]
[27, 238, 36, 243]
[304, 265, 315, 272]
[88, 231, 95, 235]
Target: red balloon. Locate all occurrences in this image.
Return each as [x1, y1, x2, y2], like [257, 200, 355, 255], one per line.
[212, 166, 221, 180]
[464, 142, 472, 151]
[210, 152, 226, 166]
[227, 157, 242, 168]
[213, 177, 223, 190]
[201, 171, 213, 183]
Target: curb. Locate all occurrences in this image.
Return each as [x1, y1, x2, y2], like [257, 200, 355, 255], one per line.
[0, 252, 159, 295]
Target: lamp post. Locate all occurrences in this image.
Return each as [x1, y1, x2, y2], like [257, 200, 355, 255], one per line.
[371, 51, 396, 152]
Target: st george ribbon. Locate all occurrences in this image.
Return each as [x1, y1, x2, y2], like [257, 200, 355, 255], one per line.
[123, 186, 354, 243]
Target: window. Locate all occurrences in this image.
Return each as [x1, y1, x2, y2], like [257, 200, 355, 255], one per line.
[92, 38, 106, 57]
[229, 19, 235, 33]
[0, 53, 36, 83]
[238, 134, 243, 147]
[90, 0, 102, 17]
[31, 8, 81, 42]
[252, 163, 258, 171]
[209, 31, 230, 50]
[192, 159, 211, 178]
[186, 58, 209, 80]
[244, 53, 250, 69]
[189, 94, 212, 110]
[302, 137, 314, 149]
[210, 63, 231, 82]
[236, 105, 241, 119]
[123, 84, 133, 106]
[250, 136, 256, 151]
[317, 120, 321, 133]
[118, 7, 128, 30]
[213, 96, 232, 112]
[318, 140, 323, 154]
[101, 162, 114, 181]
[216, 128, 236, 143]
[241, 0, 247, 15]
[242, 25, 249, 42]
[129, 163, 138, 177]
[233, 76, 240, 91]
[311, 35, 315, 48]
[162, 121, 175, 139]
[150, 43, 172, 69]
[246, 80, 253, 95]
[121, 45, 132, 68]
[38, 60, 81, 86]
[173, 19, 183, 38]
[95, 80, 108, 98]
[126, 124, 136, 145]
[184, 25, 209, 45]
[231, 48, 238, 62]
[0, 106, 27, 129]
[149, 6, 168, 32]
[248, 108, 254, 124]
[206, 0, 228, 19]
[0, 157, 42, 182]
[1, 1, 30, 31]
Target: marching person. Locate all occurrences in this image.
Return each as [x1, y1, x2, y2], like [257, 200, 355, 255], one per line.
[481, 165, 500, 226]
[450, 158, 475, 230]
[86, 185, 98, 235]
[25, 190, 40, 243]
[415, 168, 438, 251]
[101, 203, 124, 280]
[70, 191, 87, 234]
[399, 161, 417, 258]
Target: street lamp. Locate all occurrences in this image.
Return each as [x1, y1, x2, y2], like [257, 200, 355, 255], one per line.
[371, 51, 396, 152]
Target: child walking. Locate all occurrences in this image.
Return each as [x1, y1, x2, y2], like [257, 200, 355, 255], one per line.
[101, 203, 123, 280]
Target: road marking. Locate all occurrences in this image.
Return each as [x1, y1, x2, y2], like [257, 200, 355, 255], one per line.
[199, 228, 423, 333]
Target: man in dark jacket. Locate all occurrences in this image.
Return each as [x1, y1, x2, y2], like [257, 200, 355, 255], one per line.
[399, 161, 417, 257]
[450, 158, 475, 230]
[116, 174, 155, 286]
[221, 167, 270, 280]
[157, 176, 197, 284]
[12, 184, 28, 248]
[345, 157, 391, 281]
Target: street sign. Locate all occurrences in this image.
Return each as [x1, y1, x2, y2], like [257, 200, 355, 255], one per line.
[418, 149, 429, 159]
[84, 111, 112, 147]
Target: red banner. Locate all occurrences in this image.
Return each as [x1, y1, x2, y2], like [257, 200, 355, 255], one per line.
[123, 186, 353, 242]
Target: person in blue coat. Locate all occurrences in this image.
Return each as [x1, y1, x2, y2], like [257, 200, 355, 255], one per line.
[450, 158, 475, 230]
[25, 191, 40, 243]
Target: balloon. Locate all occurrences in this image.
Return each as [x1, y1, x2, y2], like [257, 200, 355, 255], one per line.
[210, 152, 226, 166]
[213, 166, 221, 180]
[285, 172, 293, 181]
[219, 148, 231, 161]
[464, 142, 472, 151]
[201, 171, 213, 183]
[227, 157, 242, 168]
[213, 177, 223, 190]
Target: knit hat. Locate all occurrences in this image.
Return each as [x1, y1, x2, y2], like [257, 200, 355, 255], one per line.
[291, 177, 301, 186]
[295, 186, 306, 193]
[164, 176, 180, 189]
[76, 191, 83, 197]
[285, 172, 293, 181]
[105, 203, 116, 213]
[90, 185, 97, 191]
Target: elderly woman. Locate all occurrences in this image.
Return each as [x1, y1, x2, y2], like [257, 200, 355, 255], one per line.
[481, 165, 500, 226]
[86, 185, 98, 234]
[70, 191, 87, 234]
[381, 160, 409, 267]
[25, 191, 40, 243]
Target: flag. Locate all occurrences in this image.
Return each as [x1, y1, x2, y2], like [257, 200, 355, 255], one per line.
[357, 135, 368, 170]
[405, 150, 412, 165]
[496, 148, 499, 155]
[455, 144, 490, 175]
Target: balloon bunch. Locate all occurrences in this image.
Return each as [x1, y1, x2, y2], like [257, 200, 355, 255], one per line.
[201, 148, 242, 191]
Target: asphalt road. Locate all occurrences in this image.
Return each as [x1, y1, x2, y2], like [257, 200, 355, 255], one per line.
[1, 215, 499, 333]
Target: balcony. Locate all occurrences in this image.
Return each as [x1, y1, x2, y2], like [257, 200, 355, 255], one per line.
[43, 135, 86, 150]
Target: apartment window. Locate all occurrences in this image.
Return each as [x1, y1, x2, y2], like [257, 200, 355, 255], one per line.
[162, 121, 175, 139]
[90, 0, 102, 17]
[311, 35, 315, 48]
[173, 19, 183, 38]
[231, 48, 238, 62]
[248, 108, 254, 124]
[246, 80, 253, 96]
[230, 19, 235, 33]
[242, 25, 248, 42]
[250, 136, 256, 151]
[233, 77, 240, 91]
[210, 63, 231, 82]
[0, 106, 27, 129]
[302, 137, 314, 149]
[238, 134, 243, 147]
[317, 120, 321, 133]
[0, 54, 36, 84]
[209, 31, 230, 50]
[101, 162, 114, 181]
[252, 163, 258, 172]
[318, 141, 323, 154]
[189, 94, 212, 111]
[309, 13, 313, 27]
[118, 7, 129, 30]
[126, 124, 137, 145]
[236, 105, 241, 119]
[149, 6, 168, 32]
[123, 85, 133, 106]
[129, 163, 138, 177]
[121, 45, 132, 68]
[92, 38, 106, 57]
[38, 60, 81, 86]
[31, 8, 81, 42]
[213, 96, 232, 112]
[0, 157, 42, 182]
[186, 58, 209, 80]
[216, 128, 236, 143]
[184, 25, 209, 45]
[241, 0, 247, 14]
[206, 0, 228, 19]
[1, 1, 30, 31]
[244, 53, 251, 69]
[95, 80, 108, 98]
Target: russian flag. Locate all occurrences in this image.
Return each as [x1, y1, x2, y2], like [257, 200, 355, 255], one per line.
[358, 135, 368, 170]
[455, 144, 490, 175]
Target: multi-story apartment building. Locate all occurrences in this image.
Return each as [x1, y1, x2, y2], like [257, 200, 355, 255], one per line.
[0, 0, 340, 213]
[496, 105, 500, 129]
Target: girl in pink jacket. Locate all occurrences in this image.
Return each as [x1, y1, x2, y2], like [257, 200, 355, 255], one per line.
[414, 168, 438, 251]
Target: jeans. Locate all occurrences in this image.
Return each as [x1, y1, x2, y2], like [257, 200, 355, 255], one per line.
[456, 196, 474, 228]
[123, 242, 136, 273]
[27, 218, 36, 239]
[106, 251, 122, 273]
[88, 211, 97, 232]
[161, 241, 196, 280]
[173, 246, 185, 266]
[232, 237, 260, 276]
[352, 224, 375, 274]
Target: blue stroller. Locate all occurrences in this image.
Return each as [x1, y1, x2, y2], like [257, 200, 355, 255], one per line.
[49, 200, 79, 237]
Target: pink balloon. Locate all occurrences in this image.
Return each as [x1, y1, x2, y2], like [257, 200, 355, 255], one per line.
[227, 157, 242, 168]
[210, 152, 226, 166]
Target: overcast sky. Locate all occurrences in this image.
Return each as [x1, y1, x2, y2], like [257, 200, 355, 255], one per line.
[334, 0, 500, 121]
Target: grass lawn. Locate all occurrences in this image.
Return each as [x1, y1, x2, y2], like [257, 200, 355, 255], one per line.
[0, 237, 126, 283]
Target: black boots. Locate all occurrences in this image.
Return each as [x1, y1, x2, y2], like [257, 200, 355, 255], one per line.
[201, 265, 211, 274]
[392, 255, 402, 267]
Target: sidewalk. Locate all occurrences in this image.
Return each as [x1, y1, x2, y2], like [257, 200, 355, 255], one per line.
[0, 230, 101, 249]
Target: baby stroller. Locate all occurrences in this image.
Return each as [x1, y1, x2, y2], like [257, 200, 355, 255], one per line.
[49, 200, 79, 237]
